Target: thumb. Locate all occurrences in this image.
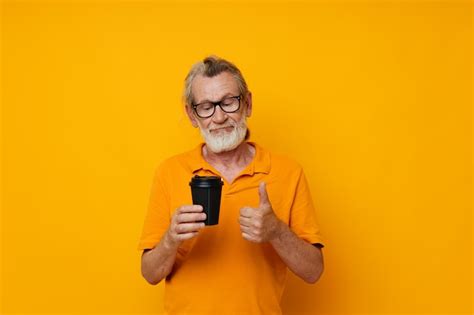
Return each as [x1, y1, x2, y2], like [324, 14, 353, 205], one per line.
[258, 182, 270, 208]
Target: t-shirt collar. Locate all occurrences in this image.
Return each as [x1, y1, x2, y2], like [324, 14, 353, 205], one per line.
[188, 141, 271, 176]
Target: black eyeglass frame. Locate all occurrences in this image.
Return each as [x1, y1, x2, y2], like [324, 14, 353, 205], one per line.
[191, 95, 242, 118]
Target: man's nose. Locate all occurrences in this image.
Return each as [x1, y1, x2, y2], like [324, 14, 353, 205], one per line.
[212, 105, 228, 123]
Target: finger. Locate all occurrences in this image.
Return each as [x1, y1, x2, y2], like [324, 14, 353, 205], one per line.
[241, 232, 258, 243]
[177, 212, 207, 223]
[176, 222, 205, 234]
[258, 182, 270, 208]
[239, 206, 254, 218]
[239, 215, 252, 227]
[178, 205, 204, 213]
[239, 225, 252, 234]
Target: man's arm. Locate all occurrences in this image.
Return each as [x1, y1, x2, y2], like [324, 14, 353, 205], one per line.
[239, 182, 324, 284]
[141, 232, 180, 285]
[141, 205, 206, 285]
[269, 221, 324, 284]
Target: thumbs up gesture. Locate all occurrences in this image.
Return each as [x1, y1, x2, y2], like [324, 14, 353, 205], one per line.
[239, 182, 283, 243]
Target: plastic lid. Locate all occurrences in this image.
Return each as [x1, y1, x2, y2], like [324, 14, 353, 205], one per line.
[189, 175, 223, 187]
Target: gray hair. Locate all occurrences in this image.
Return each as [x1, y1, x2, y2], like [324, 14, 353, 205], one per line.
[183, 55, 250, 107]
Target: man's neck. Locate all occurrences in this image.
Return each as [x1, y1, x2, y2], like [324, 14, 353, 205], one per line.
[202, 141, 255, 170]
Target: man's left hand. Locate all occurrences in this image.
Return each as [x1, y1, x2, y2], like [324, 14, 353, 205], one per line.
[239, 182, 283, 243]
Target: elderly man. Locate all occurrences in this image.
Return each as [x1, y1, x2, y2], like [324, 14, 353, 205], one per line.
[138, 56, 325, 315]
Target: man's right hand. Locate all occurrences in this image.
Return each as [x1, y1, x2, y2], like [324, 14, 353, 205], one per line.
[165, 205, 207, 248]
[141, 205, 206, 285]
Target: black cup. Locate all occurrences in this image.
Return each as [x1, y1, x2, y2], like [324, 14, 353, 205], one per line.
[189, 175, 224, 225]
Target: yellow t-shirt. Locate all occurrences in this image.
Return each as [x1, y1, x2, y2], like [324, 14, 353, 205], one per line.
[138, 142, 325, 315]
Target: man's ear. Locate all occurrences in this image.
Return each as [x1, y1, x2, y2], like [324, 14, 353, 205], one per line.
[245, 91, 252, 117]
[185, 105, 199, 128]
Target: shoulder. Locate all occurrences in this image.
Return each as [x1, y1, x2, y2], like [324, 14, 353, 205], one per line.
[271, 153, 304, 182]
[255, 143, 304, 175]
[271, 152, 302, 171]
[153, 145, 201, 176]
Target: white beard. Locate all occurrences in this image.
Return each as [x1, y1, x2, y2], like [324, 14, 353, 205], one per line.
[197, 116, 248, 154]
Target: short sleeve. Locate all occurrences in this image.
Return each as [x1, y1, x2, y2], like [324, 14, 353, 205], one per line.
[289, 168, 325, 248]
[137, 164, 171, 251]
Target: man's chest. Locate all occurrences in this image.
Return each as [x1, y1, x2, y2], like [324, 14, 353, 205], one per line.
[167, 170, 295, 224]
[212, 164, 247, 184]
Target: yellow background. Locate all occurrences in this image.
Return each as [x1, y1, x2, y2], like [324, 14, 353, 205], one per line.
[1, 1, 472, 314]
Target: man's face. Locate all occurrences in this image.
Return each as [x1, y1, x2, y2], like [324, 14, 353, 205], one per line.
[187, 71, 252, 153]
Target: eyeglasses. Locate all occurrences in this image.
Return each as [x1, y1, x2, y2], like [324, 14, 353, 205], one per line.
[192, 95, 241, 118]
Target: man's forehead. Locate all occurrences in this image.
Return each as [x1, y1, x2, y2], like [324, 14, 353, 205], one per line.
[192, 72, 239, 102]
